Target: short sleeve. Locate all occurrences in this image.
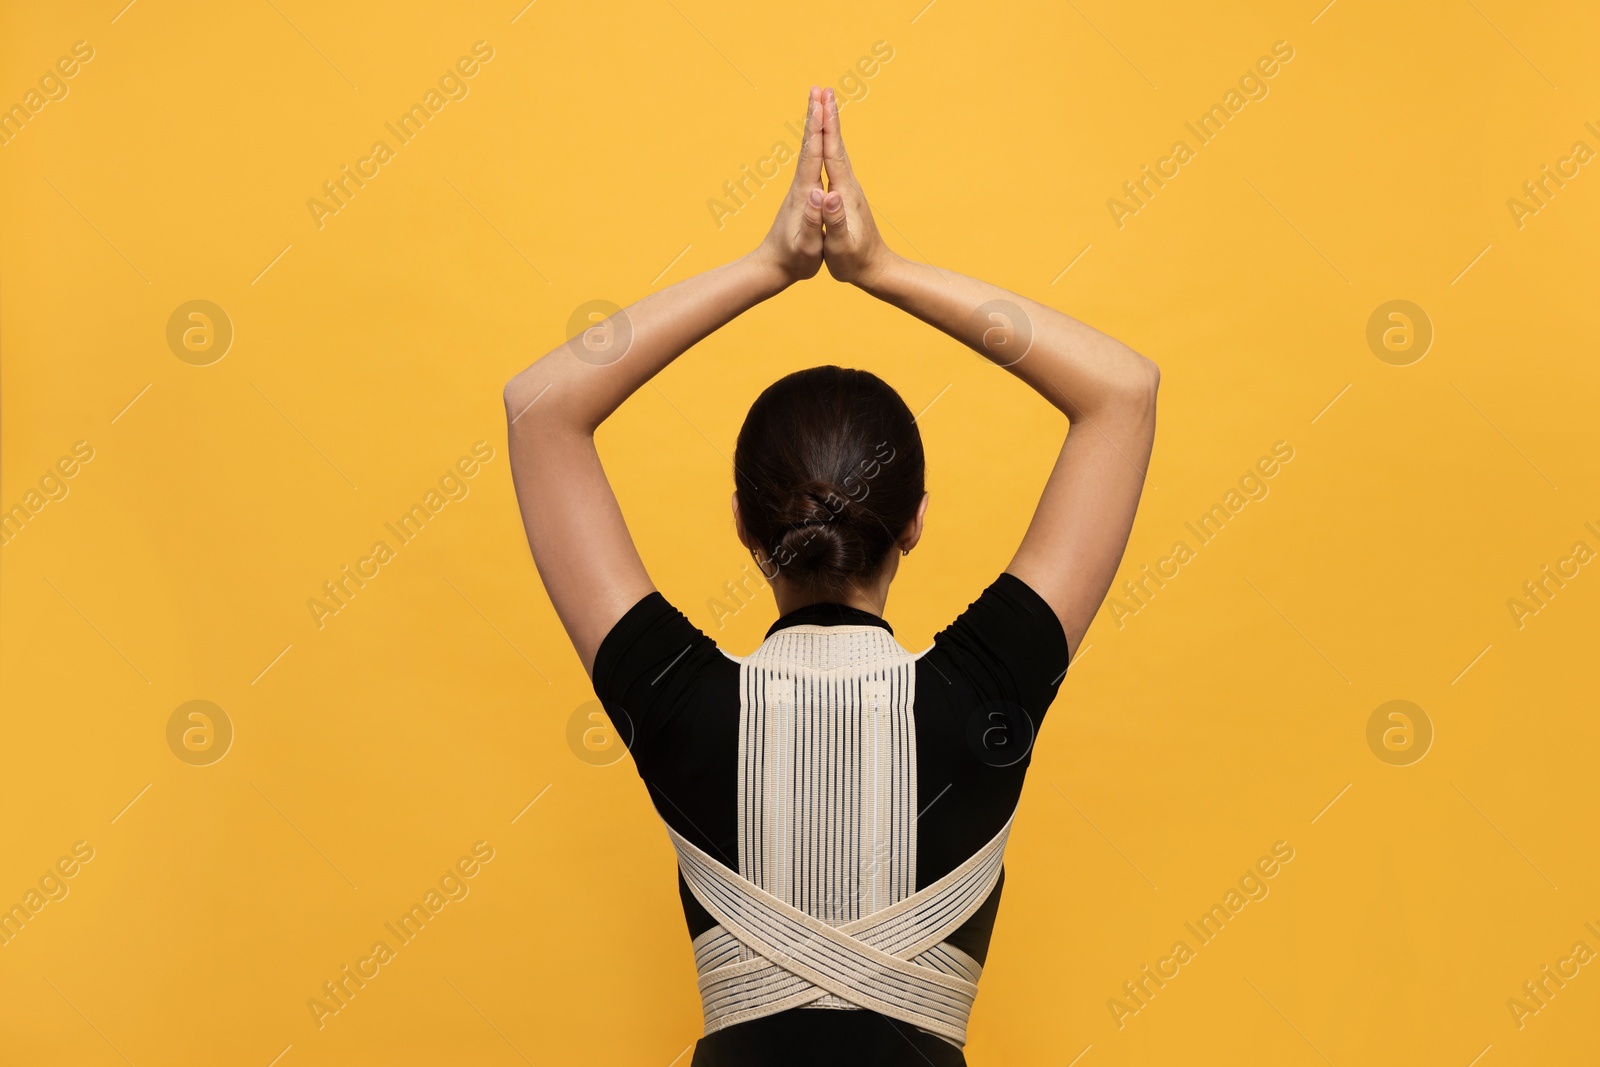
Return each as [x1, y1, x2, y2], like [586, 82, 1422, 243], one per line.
[590, 591, 724, 774]
[929, 571, 1071, 730]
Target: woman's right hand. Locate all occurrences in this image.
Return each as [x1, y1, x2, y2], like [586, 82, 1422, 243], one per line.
[818, 88, 893, 287]
[754, 87, 827, 285]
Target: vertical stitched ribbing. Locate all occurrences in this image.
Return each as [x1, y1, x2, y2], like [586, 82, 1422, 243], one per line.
[734, 624, 920, 995]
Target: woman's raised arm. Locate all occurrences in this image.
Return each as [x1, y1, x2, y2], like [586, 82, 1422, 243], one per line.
[814, 88, 1159, 655]
[504, 88, 830, 676]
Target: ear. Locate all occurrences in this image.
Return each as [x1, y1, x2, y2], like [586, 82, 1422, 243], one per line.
[900, 492, 930, 553]
[732, 491, 753, 550]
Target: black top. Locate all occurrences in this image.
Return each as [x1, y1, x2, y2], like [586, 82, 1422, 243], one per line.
[591, 572, 1070, 1066]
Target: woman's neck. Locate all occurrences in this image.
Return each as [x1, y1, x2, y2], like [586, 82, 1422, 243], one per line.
[768, 560, 898, 618]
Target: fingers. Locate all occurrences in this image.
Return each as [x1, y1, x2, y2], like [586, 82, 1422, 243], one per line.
[802, 186, 825, 232]
[821, 189, 848, 232]
[794, 86, 825, 192]
[820, 87, 854, 186]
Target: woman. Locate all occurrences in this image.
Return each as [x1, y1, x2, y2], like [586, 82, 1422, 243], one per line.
[504, 86, 1158, 1065]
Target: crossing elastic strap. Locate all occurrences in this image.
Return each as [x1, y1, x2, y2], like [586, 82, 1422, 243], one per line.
[662, 806, 1013, 1047]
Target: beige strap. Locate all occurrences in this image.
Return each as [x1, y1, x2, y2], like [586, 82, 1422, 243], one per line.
[662, 806, 1013, 1046]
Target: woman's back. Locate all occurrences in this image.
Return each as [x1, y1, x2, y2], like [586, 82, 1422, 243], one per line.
[594, 573, 1069, 1064]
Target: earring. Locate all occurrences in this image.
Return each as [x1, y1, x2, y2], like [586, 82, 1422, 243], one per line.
[901, 547, 909, 556]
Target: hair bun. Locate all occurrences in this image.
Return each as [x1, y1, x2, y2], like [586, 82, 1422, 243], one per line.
[770, 484, 869, 582]
[777, 483, 855, 528]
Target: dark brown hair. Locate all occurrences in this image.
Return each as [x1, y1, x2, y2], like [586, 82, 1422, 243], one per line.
[734, 366, 926, 599]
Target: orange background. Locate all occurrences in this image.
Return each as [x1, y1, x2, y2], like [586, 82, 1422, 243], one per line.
[2, 1, 1597, 1064]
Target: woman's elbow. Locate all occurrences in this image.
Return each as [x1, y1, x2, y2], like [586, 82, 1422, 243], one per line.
[503, 370, 551, 429]
[1138, 355, 1160, 399]
[1113, 351, 1160, 409]
[503, 378, 528, 425]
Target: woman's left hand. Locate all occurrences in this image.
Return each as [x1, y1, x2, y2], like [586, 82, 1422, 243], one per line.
[754, 87, 827, 284]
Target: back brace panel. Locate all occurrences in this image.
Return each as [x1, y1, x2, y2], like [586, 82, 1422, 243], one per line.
[657, 623, 1013, 1047]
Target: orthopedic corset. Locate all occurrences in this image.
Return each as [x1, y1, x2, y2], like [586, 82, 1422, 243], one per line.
[656, 623, 1014, 1047]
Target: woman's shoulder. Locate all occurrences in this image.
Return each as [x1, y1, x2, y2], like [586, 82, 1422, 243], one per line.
[592, 591, 740, 697]
[590, 590, 741, 770]
[918, 570, 1071, 704]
